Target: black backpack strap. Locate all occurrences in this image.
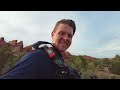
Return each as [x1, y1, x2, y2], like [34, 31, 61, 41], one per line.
[43, 45, 81, 79]
[43, 45, 66, 68]
[32, 41, 80, 79]
[32, 41, 65, 67]
[32, 41, 55, 50]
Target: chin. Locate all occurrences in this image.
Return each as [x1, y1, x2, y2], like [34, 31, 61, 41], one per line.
[58, 47, 68, 52]
[60, 49, 67, 52]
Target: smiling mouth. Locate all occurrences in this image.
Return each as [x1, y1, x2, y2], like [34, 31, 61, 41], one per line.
[61, 43, 67, 47]
[59, 41, 68, 48]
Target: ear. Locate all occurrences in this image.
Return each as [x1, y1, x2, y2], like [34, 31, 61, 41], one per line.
[51, 31, 54, 37]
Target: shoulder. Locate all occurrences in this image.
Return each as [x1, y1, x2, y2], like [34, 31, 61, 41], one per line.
[16, 48, 53, 68]
[20, 49, 48, 61]
[27, 48, 47, 58]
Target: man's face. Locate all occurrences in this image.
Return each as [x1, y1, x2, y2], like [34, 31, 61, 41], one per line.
[52, 24, 73, 53]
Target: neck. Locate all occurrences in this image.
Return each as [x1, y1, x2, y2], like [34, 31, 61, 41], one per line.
[51, 43, 69, 65]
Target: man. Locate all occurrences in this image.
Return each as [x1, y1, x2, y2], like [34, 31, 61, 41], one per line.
[0, 19, 80, 79]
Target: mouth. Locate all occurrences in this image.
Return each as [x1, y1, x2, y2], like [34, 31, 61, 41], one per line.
[59, 40, 68, 48]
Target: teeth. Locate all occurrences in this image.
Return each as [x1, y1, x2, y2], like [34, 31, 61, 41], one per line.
[61, 43, 66, 47]
[60, 40, 68, 48]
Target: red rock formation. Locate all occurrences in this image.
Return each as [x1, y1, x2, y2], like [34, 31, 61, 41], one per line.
[24, 45, 32, 52]
[17, 41, 23, 52]
[0, 37, 6, 46]
[8, 40, 17, 46]
[82, 55, 93, 61]
[7, 40, 24, 56]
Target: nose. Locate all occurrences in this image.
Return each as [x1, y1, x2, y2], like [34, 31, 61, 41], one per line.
[63, 34, 69, 41]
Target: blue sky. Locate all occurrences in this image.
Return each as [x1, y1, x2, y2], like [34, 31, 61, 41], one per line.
[0, 11, 120, 58]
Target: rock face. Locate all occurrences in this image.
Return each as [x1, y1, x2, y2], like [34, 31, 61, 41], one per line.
[82, 55, 94, 61]
[0, 37, 32, 56]
[7, 40, 23, 56]
[24, 45, 32, 52]
[0, 37, 6, 46]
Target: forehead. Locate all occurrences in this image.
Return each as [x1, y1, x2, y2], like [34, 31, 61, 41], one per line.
[55, 24, 73, 35]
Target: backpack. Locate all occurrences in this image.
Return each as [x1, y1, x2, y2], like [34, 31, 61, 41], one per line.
[32, 41, 81, 79]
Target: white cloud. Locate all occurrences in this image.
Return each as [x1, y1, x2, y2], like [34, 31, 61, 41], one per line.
[75, 38, 120, 58]
[68, 15, 92, 55]
[0, 11, 81, 47]
[77, 14, 120, 58]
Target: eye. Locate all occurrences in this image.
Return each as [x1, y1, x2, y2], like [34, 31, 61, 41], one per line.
[68, 34, 73, 38]
[59, 31, 65, 36]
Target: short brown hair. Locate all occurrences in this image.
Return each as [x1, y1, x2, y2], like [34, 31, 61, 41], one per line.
[53, 19, 76, 35]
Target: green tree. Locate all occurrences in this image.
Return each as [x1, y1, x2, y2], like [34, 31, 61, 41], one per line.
[109, 62, 120, 75]
[68, 55, 100, 79]
[109, 55, 120, 75]
[1, 51, 27, 75]
[0, 44, 14, 75]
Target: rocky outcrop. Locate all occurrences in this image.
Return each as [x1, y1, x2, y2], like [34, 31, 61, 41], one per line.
[82, 55, 94, 61]
[0, 37, 6, 46]
[0, 37, 26, 56]
[8, 40, 23, 55]
[24, 45, 32, 52]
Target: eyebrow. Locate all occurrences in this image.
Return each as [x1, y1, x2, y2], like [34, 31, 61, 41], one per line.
[59, 31, 73, 36]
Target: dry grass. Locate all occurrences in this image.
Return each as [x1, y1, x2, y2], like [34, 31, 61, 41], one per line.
[97, 71, 120, 79]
